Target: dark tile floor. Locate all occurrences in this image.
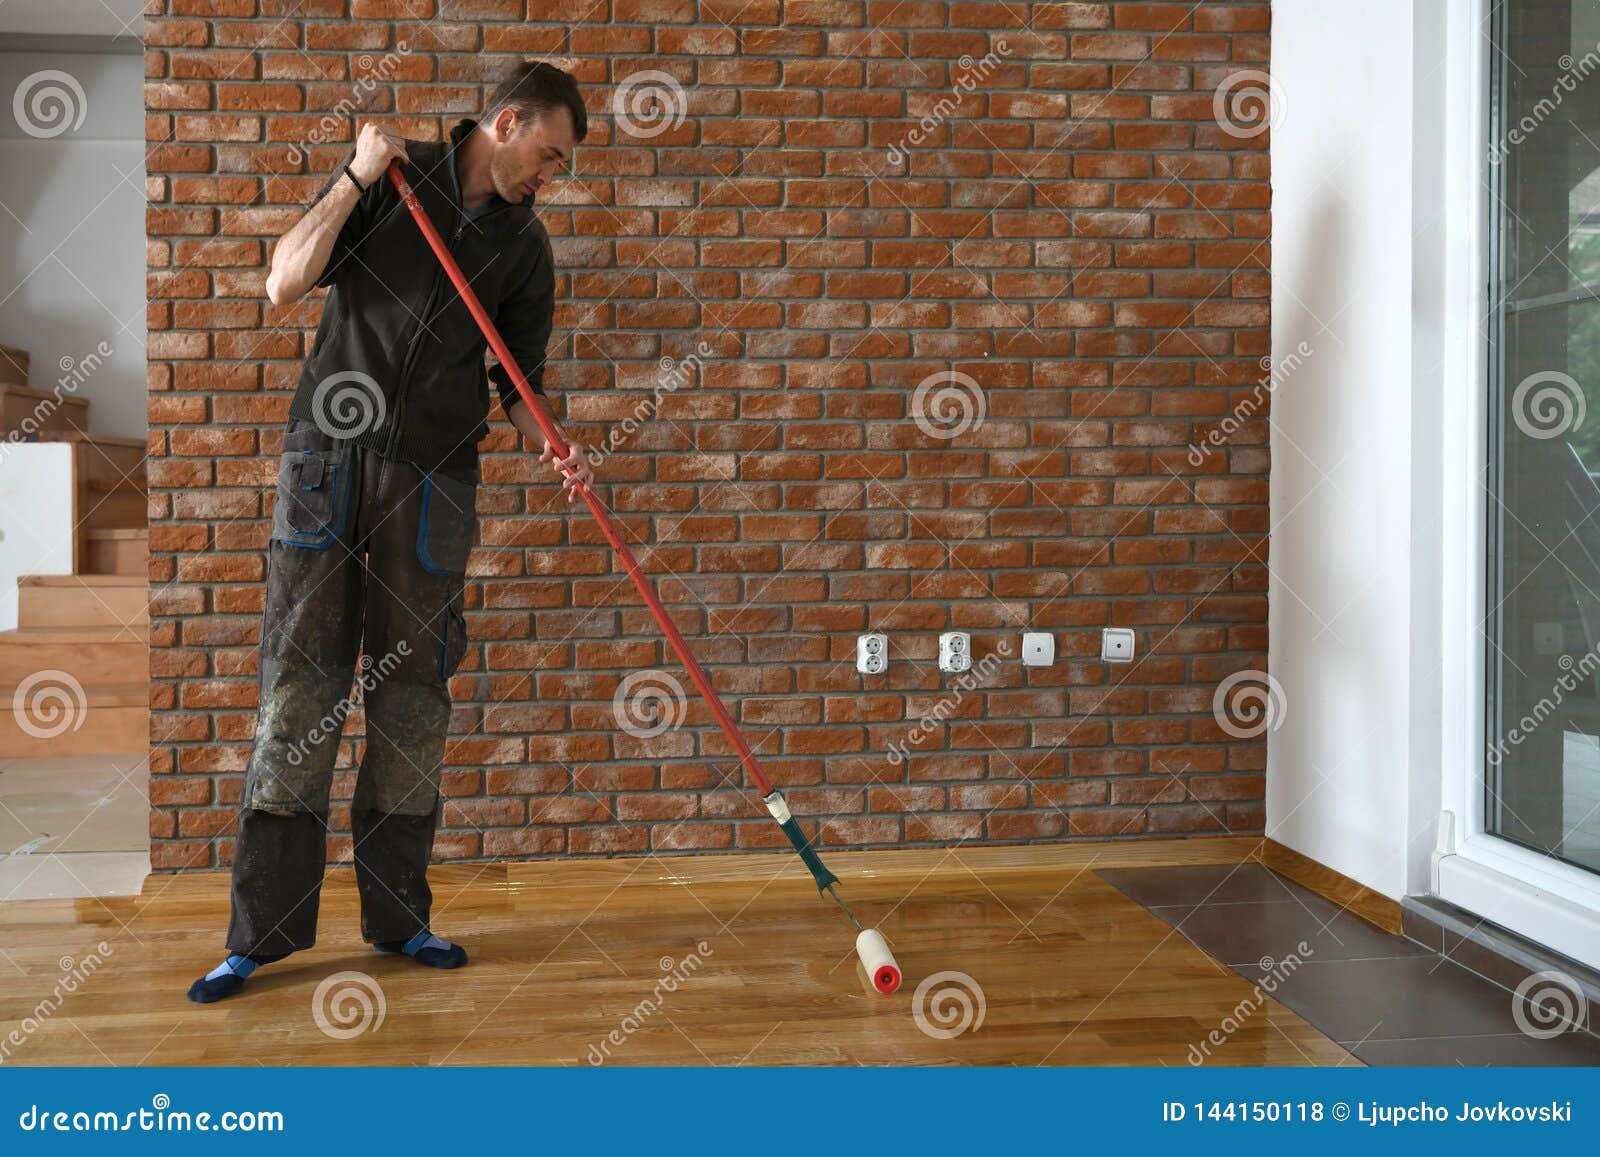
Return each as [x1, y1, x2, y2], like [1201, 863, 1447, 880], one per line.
[1098, 864, 1600, 1066]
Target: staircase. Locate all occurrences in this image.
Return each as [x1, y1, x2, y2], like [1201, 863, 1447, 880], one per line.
[0, 343, 148, 757]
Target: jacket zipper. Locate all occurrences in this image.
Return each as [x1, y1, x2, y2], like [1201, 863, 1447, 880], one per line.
[382, 144, 513, 461]
[383, 135, 468, 461]
[382, 224, 455, 460]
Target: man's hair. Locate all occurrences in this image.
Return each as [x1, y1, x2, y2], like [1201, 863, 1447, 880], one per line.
[485, 60, 588, 142]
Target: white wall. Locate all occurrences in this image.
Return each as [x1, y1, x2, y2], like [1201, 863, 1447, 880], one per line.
[0, 2, 142, 38]
[1268, 0, 1448, 900]
[0, 443, 76, 629]
[0, 47, 146, 439]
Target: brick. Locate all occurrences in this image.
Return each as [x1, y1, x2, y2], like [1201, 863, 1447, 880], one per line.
[652, 823, 734, 851]
[568, 826, 649, 855]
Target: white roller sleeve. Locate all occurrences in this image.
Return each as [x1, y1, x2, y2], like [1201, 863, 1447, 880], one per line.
[855, 929, 900, 992]
[762, 791, 792, 824]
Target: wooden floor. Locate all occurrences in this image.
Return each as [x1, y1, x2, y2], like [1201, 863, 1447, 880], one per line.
[0, 837, 1353, 1066]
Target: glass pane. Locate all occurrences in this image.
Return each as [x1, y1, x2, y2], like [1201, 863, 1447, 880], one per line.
[1577, 176, 1599, 286]
[1487, 297, 1600, 872]
[1498, 0, 1600, 298]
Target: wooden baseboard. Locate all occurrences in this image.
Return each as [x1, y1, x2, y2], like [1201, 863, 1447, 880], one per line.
[1256, 838, 1404, 934]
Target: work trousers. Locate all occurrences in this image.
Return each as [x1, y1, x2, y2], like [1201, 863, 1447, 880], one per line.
[226, 417, 477, 954]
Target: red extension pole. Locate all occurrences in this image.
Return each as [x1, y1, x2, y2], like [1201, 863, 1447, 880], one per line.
[385, 163, 909, 992]
[386, 162, 777, 800]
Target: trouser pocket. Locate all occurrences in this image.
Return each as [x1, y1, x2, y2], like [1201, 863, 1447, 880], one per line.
[414, 469, 476, 683]
[415, 471, 477, 575]
[272, 420, 354, 548]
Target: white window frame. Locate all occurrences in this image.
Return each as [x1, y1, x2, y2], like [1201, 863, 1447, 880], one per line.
[1436, 0, 1600, 968]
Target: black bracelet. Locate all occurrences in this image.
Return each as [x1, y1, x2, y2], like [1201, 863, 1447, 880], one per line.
[343, 164, 367, 195]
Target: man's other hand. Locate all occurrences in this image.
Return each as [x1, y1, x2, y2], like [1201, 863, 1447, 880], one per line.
[540, 439, 592, 502]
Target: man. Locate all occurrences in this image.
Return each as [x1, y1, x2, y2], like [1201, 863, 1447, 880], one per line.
[189, 61, 593, 1002]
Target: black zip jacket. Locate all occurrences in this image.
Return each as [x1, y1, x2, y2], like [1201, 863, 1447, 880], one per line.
[286, 118, 554, 476]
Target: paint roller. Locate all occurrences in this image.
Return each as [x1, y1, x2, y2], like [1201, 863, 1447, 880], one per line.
[760, 788, 902, 992]
[386, 161, 902, 995]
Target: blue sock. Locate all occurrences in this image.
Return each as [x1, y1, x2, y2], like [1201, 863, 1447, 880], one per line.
[375, 931, 468, 969]
[186, 952, 288, 1004]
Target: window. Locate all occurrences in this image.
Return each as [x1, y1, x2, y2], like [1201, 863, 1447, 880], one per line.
[1484, 0, 1600, 876]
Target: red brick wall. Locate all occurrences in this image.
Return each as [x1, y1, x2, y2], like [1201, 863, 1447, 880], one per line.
[144, 0, 1272, 871]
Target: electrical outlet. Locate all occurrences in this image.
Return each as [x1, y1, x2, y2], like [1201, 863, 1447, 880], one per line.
[939, 631, 971, 673]
[1101, 627, 1135, 663]
[857, 633, 888, 675]
[1021, 631, 1054, 667]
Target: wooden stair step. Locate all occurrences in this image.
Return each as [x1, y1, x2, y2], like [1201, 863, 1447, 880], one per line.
[18, 574, 148, 629]
[0, 382, 54, 403]
[39, 430, 145, 486]
[0, 625, 149, 684]
[31, 431, 148, 570]
[0, 344, 26, 387]
[0, 625, 149, 643]
[83, 528, 148, 576]
[20, 573, 144, 585]
[37, 431, 145, 449]
[85, 529, 147, 541]
[2, 680, 147, 705]
[80, 484, 146, 534]
[0, 381, 90, 439]
[88, 477, 147, 494]
[0, 681, 147, 758]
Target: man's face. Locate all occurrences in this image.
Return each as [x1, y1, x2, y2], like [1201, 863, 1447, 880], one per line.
[488, 106, 576, 205]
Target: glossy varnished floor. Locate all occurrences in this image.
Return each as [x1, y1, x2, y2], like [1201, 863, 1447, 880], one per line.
[0, 838, 1352, 1066]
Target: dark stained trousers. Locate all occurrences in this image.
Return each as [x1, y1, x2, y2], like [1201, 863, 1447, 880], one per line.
[227, 418, 477, 955]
